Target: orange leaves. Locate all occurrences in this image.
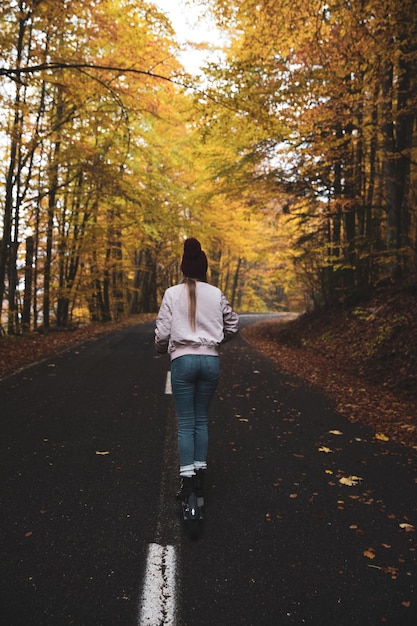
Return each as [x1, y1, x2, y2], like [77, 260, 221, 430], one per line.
[318, 446, 333, 453]
[382, 566, 399, 580]
[399, 522, 415, 533]
[363, 548, 376, 560]
[243, 287, 417, 452]
[339, 475, 363, 487]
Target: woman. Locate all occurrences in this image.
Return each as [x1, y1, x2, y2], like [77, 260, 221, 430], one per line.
[155, 238, 239, 502]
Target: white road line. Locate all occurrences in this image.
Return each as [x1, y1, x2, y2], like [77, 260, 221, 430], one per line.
[139, 543, 177, 625]
[165, 371, 172, 395]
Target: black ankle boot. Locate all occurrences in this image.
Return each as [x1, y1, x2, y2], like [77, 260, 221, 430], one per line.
[175, 476, 194, 501]
[195, 469, 206, 498]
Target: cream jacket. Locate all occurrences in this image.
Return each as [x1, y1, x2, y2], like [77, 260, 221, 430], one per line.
[155, 281, 239, 360]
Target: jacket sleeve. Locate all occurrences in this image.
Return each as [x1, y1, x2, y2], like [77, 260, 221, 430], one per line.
[155, 293, 172, 353]
[221, 293, 239, 343]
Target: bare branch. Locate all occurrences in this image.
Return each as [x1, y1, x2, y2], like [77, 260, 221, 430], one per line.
[0, 61, 191, 88]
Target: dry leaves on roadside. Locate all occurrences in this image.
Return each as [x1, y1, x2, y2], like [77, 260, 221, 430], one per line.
[399, 523, 415, 533]
[339, 475, 363, 486]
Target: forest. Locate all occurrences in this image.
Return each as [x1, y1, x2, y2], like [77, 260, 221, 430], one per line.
[1, 0, 416, 335]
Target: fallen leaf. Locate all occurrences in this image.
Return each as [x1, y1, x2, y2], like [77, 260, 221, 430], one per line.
[329, 430, 343, 435]
[318, 446, 333, 453]
[364, 549, 376, 560]
[339, 475, 363, 486]
[401, 601, 411, 608]
[399, 523, 415, 533]
[325, 469, 333, 474]
[375, 433, 389, 441]
[24, 531, 33, 538]
[381, 566, 398, 579]
[289, 493, 298, 499]
[96, 451, 110, 456]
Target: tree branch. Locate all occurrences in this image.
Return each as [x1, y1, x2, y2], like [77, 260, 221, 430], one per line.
[0, 61, 191, 88]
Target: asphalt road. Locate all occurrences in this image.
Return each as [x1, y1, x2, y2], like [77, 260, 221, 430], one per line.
[0, 317, 416, 625]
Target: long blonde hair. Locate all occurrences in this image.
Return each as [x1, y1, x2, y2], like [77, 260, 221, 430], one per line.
[184, 277, 197, 331]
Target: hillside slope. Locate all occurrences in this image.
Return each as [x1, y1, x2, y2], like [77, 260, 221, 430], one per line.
[243, 280, 417, 450]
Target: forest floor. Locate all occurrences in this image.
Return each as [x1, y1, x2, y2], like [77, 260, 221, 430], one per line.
[243, 279, 417, 451]
[1, 281, 416, 450]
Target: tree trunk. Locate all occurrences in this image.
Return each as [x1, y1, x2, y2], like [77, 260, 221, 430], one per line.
[22, 236, 34, 331]
[0, 7, 27, 323]
[43, 92, 63, 328]
[230, 257, 242, 308]
[7, 241, 19, 334]
[129, 248, 158, 314]
[381, 60, 400, 277]
[395, 52, 415, 273]
[43, 188, 56, 328]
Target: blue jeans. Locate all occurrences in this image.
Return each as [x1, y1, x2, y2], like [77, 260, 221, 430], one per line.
[170, 355, 220, 473]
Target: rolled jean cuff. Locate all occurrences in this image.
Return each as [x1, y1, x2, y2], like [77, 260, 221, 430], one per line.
[180, 464, 195, 477]
[194, 461, 207, 470]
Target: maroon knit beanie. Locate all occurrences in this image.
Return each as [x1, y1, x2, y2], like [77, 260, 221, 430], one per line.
[181, 238, 208, 279]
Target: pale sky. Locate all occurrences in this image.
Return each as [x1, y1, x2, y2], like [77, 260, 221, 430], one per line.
[153, 0, 227, 73]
